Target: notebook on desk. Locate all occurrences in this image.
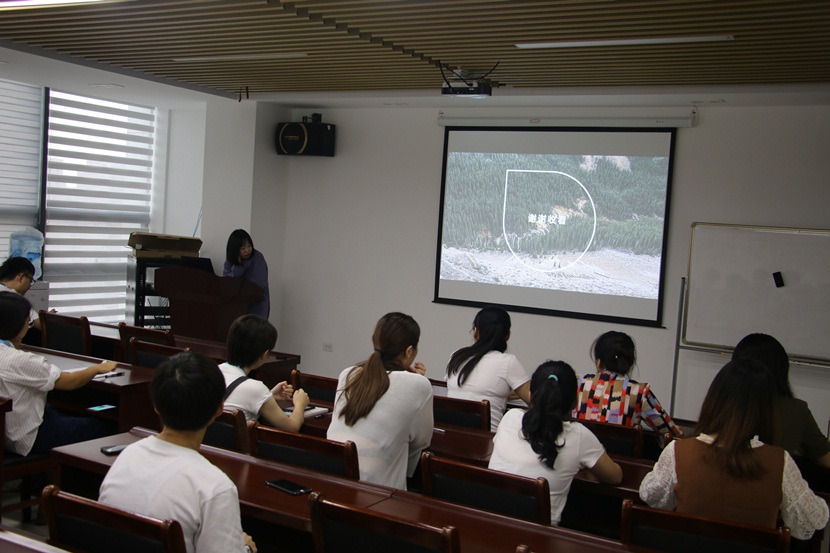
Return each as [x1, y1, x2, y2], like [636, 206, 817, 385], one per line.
[283, 405, 329, 418]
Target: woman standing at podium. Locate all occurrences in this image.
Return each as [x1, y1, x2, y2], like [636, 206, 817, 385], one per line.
[223, 229, 270, 318]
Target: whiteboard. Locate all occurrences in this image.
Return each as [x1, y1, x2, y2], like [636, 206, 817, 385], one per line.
[684, 223, 830, 363]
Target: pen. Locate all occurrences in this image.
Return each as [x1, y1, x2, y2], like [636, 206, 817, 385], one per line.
[96, 371, 126, 379]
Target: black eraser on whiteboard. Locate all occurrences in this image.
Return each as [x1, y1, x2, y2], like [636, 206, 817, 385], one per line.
[772, 272, 784, 288]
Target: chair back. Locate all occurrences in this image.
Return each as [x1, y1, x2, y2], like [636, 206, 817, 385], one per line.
[117, 323, 175, 364]
[129, 338, 190, 369]
[420, 452, 550, 524]
[620, 499, 790, 553]
[249, 422, 359, 479]
[291, 369, 337, 404]
[203, 409, 249, 453]
[41, 484, 187, 553]
[433, 395, 490, 432]
[39, 311, 92, 356]
[1, 397, 55, 522]
[309, 492, 460, 553]
[576, 419, 643, 457]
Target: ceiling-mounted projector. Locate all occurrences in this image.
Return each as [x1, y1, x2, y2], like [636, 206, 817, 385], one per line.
[441, 79, 492, 97]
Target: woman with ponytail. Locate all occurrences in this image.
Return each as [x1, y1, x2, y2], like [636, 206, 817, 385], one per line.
[574, 330, 682, 440]
[327, 312, 433, 489]
[446, 306, 530, 431]
[489, 361, 622, 525]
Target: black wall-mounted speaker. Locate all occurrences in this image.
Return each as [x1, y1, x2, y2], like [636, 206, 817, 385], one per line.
[276, 122, 336, 156]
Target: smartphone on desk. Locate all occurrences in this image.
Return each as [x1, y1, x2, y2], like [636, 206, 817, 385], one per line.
[266, 478, 312, 496]
[100, 444, 128, 455]
[282, 405, 315, 414]
[87, 404, 116, 412]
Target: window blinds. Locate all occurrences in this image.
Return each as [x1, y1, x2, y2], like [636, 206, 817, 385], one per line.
[44, 90, 156, 322]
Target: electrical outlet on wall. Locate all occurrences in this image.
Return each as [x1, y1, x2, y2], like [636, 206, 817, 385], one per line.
[322, 343, 333, 352]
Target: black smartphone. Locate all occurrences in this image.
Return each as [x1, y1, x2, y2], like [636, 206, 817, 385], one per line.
[100, 444, 128, 455]
[283, 405, 315, 414]
[266, 478, 312, 495]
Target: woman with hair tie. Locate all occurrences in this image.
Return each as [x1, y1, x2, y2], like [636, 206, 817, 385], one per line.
[574, 330, 682, 441]
[327, 312, 433, 489]
[446, 306, 530, 431]
[489, 360, 622, 525]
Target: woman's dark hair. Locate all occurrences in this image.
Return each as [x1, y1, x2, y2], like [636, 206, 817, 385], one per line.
[446, 306, 511, 386]
[732, 333, 793, 398]
[0, 293, 32, 340]
[225, 229, 254, 267]
[226, 314, 277, 368]
[151, 352, 225, 431]
[694, 358, 777, 479]
[340, 312, 420, 426]
[591, 330, 636, 375]
[521, 360, 578, 469]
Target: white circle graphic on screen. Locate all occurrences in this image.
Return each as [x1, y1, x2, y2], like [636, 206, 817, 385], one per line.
[502, 170, 597, 272]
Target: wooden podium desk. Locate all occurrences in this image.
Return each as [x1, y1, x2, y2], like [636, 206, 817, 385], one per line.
[50, 428, 393, 532]
[25, 346, 159, 432]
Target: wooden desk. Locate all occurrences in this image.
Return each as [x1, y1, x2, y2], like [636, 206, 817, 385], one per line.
[0, 529, 71, 553]
[25, 346, 159, 432]
[370, 490, 654, 553]
[53, 430, 657, 553]
[50, 429, 393, 533]
[88, 323, 302, 389]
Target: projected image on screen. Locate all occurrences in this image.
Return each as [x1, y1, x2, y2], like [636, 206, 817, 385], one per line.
[435, 127, 675, 326]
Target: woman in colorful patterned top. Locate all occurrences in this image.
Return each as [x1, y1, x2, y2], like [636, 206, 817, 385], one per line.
[573, 330, 682, 440]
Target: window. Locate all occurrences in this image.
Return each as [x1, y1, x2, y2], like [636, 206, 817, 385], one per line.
[0, 78, 44, 260]
[44, 90, 156, 322]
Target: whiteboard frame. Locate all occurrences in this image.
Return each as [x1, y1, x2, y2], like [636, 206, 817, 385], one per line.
[681, 222, 830, 366]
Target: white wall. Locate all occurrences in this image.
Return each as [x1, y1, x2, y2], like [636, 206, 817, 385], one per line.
[273, 104, 830, 429]
[159, 108, 207, 237]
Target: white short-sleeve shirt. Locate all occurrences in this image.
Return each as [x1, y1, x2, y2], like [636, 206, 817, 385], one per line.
[99, 436, 248, 553]
[488, 409, 605, 525]
[446, 351, 530, 431]
[218, 362, 272, 421]
[327, 367, 433, 490]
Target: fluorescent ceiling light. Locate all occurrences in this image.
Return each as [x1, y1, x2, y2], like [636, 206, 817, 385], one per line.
[172, 53, 308, 62]
[516, 35, 734, 49]
[0, 0, 120, 8]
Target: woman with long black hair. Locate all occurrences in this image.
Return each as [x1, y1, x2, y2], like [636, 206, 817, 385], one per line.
[446, 306, 530, 431]
[489, 360, 622, 525]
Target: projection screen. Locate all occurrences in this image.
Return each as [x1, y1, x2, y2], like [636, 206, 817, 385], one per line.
[434, 126, 676, 326]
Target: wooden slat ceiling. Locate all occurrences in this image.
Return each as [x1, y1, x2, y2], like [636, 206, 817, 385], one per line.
[0, 0, 827, 97]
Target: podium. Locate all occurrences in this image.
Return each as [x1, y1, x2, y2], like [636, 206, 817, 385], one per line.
[154, 266, 263, 342]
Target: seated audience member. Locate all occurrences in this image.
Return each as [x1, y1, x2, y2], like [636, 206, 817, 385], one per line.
[0, 256, 41, 330]
[220, 314, 309, 431]
[0, 293, 116, 456]
[99, 352, 257, 553]
[445, 306, 531, 431]
[639, 358, 828, 541]
[574, 331, 682, 440]
[732, 333, 830, 469]
[327, 312, 433, 489]
[489, 360, 623, 525]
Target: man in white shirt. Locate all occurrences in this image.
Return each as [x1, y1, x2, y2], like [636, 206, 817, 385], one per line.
[99, 352, 257, 553]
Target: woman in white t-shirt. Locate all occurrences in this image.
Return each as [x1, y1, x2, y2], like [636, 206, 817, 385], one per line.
[327, 312, 433, 489]
[445, 306, 530, 430]
[220, 314, 309, 431]
[489, 360, 622, 525]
